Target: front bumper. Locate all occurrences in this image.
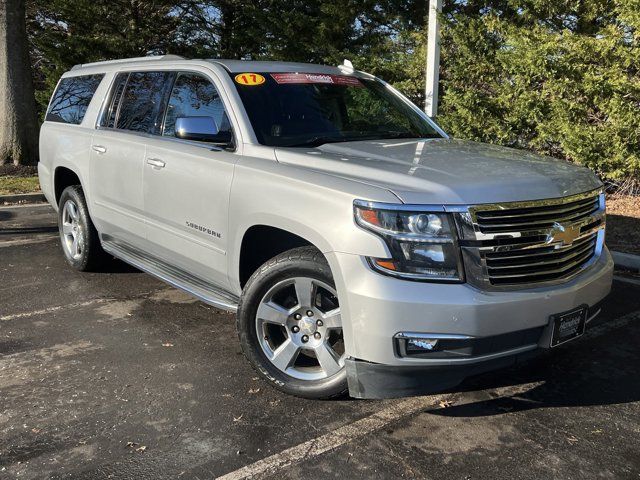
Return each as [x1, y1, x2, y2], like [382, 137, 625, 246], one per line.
[346, 348, 541, 399]
[326, 247, 614, 399]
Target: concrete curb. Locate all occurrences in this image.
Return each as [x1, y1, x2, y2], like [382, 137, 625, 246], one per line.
[0, 192, 46, 205]
[611, 251, 640, 272]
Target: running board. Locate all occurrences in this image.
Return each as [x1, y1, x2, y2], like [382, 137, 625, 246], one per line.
[101, 236, 239, 312]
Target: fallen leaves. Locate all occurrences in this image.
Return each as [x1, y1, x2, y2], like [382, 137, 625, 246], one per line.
[126, 441, 147, 453]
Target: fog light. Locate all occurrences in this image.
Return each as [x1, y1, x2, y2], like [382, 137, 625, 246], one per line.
[407, 338, 439, 352]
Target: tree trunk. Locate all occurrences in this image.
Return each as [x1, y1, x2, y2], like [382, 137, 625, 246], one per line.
[0, 0, 38, 165]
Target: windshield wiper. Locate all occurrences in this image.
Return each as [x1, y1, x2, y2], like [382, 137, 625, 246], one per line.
[285, 136, 347, 148]
[376, 131, 440, 140]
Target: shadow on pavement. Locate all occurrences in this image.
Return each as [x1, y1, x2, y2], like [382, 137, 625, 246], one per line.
[430, 300, 640, 417]
[0, 209, 16, 221]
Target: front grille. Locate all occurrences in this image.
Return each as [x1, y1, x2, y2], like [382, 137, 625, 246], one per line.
[457, 189, 605, 289]
[474, 194, 600, 234]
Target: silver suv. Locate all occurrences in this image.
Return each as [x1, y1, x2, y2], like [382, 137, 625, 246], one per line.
[38, 56, 613, 399]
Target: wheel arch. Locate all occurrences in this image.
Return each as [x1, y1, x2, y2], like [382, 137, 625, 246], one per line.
[54, 166, 83, 206]
[237, 224, 325, 289]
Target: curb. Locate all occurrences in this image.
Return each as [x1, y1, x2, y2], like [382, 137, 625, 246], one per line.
[611, 251, 640, 272]
[0, 192, 46, 205]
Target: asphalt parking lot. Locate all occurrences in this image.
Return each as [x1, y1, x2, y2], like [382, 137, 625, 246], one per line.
[1, 204, 640, 479]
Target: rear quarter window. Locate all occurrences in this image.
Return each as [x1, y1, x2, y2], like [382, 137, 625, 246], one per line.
[46, 74, 105, 125]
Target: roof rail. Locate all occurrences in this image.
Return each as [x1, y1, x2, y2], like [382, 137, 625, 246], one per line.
[70, 55, 186, 71]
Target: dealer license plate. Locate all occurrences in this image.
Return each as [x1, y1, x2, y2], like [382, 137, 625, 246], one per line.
[550, 306, 587, 347]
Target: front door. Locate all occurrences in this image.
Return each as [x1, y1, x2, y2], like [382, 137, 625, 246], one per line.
[143, 72, 238, 289]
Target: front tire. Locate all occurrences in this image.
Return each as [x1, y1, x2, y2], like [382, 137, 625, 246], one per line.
[58, 185, 106, 271]
[237, 247, 348, 399]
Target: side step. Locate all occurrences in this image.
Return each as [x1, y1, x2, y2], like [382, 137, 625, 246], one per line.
[101, 236, 239, 312]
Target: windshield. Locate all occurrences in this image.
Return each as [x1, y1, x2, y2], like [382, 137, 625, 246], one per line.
[230, 72, 442, 147]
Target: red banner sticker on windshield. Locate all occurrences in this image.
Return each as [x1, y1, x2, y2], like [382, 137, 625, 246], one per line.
[271, 73, 362, 87]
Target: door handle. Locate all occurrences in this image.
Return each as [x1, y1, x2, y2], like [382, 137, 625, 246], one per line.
[92, 145, 107, 154]
[146, 158, 166, 168]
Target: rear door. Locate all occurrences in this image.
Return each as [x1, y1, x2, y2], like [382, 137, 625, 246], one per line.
[143, 71, 238, 288]
[89, 71, 173, 247]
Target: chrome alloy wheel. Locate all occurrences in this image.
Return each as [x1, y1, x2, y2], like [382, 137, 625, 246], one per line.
[61, 199, 84, 260]
[256, 277, 345, 381]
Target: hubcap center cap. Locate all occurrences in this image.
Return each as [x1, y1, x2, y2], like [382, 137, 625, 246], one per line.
[298, 317, 316, 336]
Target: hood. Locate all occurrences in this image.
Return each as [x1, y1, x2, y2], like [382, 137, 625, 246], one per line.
[274, 139, 602, 205]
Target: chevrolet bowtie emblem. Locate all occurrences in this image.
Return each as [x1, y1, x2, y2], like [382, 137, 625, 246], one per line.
[546, 222, 580, 246]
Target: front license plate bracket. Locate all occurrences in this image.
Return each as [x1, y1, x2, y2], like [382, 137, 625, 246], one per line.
[550, 305, 587, 347]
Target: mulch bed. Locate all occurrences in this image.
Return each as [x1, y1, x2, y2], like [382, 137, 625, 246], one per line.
[0, 164, 37, 177]
[606, 195, 640, 255]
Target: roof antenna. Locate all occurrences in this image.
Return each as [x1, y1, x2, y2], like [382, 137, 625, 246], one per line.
[342, 59, 354, 70]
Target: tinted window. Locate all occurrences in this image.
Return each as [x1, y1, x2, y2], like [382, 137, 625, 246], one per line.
[163, 73, 230, 137]
[46, 74, 104, 124]
[116, 72, 172, 134]
[231, 73, 441, 147]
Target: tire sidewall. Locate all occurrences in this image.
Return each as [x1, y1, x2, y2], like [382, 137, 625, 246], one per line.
[237, 250, 348, 399]
[58, 186, 93, 271]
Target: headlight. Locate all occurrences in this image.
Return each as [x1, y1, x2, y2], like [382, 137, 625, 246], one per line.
[354, 200, 464, 282]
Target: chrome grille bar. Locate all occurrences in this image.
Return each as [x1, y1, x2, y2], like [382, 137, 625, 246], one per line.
[485, 236, 597, 271]
[475, 195, 597, 220]
[475, 198, 600, 233]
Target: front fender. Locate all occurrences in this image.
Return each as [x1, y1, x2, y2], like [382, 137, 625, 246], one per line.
[227, 158, 398, 292]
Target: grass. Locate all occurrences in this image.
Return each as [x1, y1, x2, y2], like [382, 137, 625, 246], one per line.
[0, 176, 41, 195]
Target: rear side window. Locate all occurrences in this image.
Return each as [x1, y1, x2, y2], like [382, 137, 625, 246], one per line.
[116, 72, 172, 134]
[163, 73, 230, 137]
[46, 74, 104, 125]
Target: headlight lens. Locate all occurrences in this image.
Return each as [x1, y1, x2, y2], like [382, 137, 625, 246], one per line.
[354, 201, 463, 282]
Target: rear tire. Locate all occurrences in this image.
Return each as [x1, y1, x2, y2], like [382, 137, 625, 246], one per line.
[237, 246, 348, 399]
[58, 185, 107, 271]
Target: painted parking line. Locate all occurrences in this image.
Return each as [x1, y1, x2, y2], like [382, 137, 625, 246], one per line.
[1, 298, 114, 321]
[0, 203, 51, 210]
[0, 235, 57, 247]
[0, 226, 58, 235]
[216, 306, 640, 480]
[583, 308, 640, 339]
[216, 394, 448, 480]
[613, 275, 640, 287]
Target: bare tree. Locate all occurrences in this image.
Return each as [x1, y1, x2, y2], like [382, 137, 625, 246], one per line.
[0, 0, 38, 165]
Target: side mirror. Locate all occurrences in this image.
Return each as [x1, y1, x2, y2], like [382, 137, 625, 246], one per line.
[175, 116, 233, 144]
